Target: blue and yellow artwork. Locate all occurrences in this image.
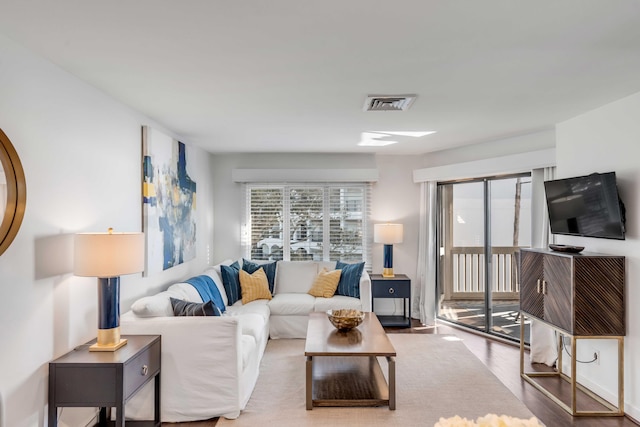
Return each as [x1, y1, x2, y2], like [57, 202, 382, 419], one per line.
[142, 126, 196, 274]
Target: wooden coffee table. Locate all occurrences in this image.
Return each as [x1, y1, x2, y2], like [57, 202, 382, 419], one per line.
[304, 311, 396, 410]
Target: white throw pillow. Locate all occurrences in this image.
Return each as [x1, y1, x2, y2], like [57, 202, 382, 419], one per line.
[131, 291, 177, 317]
[167, 282, 203, 302]
[275, 261, 319, 294]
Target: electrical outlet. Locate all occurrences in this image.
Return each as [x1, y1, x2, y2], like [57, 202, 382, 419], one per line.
[594, 350, 600, 365]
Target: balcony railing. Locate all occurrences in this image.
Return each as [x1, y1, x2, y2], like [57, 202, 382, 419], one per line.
[443, 246, 523, 301]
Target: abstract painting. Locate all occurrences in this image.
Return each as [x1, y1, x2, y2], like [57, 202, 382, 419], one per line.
[142, 126, 197, 275]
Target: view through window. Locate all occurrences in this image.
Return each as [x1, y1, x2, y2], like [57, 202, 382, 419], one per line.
[244, 183, 371, 267]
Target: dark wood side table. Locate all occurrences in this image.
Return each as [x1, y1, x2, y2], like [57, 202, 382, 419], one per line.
[370, 274, 411, 328]
[48, 335, 161, 427]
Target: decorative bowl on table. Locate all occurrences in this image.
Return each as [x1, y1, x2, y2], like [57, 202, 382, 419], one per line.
[326, 309, 365, 331]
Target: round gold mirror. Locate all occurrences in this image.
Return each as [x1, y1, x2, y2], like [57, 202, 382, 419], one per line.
[0, 129, 26, 256]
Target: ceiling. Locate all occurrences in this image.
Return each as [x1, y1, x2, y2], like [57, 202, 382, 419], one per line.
[2, 1, 640, 155]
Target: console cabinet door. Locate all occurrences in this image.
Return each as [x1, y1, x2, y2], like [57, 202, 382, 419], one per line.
[519, 250, 544, 319]
[573, 256, 625, 336]
[542, 255, 573, 333]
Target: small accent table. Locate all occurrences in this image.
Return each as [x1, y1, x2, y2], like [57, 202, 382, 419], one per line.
[371, 274, 411, 328]
[48, 335, 161, 427]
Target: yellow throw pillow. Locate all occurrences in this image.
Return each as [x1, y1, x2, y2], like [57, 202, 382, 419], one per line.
[308, 268, 342, 298]
[239, 267, 272, 304]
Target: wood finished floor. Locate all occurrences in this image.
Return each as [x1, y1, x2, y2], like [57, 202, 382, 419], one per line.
[162, 320, 639, 427]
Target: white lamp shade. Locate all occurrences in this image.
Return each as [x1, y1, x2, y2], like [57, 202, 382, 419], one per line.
[74, 231, 145, 277]
[374, 223, 403, 244]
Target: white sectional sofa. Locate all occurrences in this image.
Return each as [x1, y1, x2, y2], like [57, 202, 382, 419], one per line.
[120, 259, 371, 422]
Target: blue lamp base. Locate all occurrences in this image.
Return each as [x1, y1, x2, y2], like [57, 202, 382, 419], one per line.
[382, 244, 395, 278]
[90, 277, 127, 352]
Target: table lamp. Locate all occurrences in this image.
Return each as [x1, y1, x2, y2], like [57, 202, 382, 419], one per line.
[374, 223, 403, 277]
[74, 228, 144, 351]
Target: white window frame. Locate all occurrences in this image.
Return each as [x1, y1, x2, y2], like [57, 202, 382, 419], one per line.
[243, 182, 372, 269]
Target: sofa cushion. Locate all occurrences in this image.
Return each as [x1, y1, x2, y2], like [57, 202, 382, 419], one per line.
[221, 262, 242, 305]
[130, 291, 176, 317]
[242, 259, 277, 294]
[241, 334, 257, 372]
[275, 261, 318, 294]
[268, 293, 315, 315]
[335, 261, 365, 298]
[167, 282, 203, 302]
[130, 282, 203, 318]
[226, 299, 271, 321]
[235, 313, 267, 341]
[314, 295, 363, 312]
[317, 260, 337, 271]
[239, 268, 273, 304]
[170, 298, 221, 316]
[307, 268, 341, 298]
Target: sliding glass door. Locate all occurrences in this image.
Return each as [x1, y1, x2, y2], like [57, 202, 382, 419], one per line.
[436, 174, 532, 342]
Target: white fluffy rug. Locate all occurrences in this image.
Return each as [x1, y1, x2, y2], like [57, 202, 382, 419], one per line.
[217, 334, 537, 427]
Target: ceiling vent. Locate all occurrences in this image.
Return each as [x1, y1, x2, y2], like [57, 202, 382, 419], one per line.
[363, 94, 417, 112]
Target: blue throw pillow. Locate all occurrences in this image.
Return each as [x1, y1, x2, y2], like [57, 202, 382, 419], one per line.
[221, 262, 242, 305]
[335, 261, 365, 298]
[170, 297, 221, 316]
[242, 259, 277, 294]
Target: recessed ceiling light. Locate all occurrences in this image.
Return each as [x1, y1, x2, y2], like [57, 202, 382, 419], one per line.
[375, 131, 436, 137]
[358, 132, 398, 147]
[357, 130, 436, 147]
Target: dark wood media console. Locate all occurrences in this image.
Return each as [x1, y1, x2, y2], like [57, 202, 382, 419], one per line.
[519, 248, 625, 416]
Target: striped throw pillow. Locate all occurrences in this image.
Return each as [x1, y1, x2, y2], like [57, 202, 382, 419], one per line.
[242, 259, 277, 294]
[239, 267, 273, 304]
[170, 297, 221, 316]
[221, 263, 242, 305]
[335, 261, 365, 298]
[308, 268, 342, 298]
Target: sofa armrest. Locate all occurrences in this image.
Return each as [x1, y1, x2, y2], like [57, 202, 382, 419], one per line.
[120, 312, 243, 421]
[359, 270, 372, 312]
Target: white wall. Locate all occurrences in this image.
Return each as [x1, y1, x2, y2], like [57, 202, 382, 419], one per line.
[211, 153, 377, 262]
[210, 153, 422, 316]
[555, 91, 640, 419]
[371, 155, 423, 316]
[423, 129, 556, 168]
[0, 34, 214, 427]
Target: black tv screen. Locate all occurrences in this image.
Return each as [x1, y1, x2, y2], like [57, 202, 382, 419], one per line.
[544, 172, 626, 240]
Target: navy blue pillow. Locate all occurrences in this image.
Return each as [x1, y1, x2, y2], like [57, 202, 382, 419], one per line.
[335, 261, 365, 298]
[170, 297, 221, 316]
[221, 262, 241, 305]
[242, 259, 277, 294]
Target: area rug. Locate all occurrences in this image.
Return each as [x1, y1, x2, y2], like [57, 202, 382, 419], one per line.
[217, 334, 537, 427]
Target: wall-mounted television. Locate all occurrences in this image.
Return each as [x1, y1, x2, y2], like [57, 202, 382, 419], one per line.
[544, 172, 626, 240]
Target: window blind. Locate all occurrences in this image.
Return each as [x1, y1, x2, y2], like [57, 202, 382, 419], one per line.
[243, 183, 372, 270]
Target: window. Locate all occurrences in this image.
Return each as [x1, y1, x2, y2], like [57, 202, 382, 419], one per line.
[244, 183, 371, 267]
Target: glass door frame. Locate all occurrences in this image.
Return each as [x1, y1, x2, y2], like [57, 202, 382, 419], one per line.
[436, 172, 531, 342]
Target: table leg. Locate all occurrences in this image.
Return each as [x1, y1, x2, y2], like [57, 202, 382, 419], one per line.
[48, 405, 57, 427]
[115, 402, 124, 427]
[154, 372, 161, 424]
[306, 356, 313, 410]
[388, 356, 396, 410]
[98, 407, 107, 426]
